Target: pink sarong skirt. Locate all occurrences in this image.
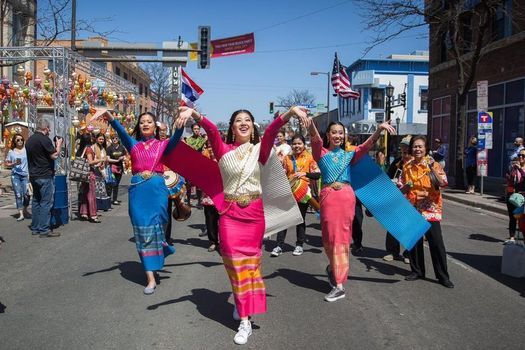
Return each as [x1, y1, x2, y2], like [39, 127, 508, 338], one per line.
[219, 198, 267, 318]
[320, 185, 356, 285]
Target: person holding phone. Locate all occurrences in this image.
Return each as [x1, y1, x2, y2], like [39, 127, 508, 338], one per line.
[5, 134, 30, 221]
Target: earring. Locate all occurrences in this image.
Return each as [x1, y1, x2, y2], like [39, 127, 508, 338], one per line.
[251, 131, 254, 141]
[232, 134, 235, 142]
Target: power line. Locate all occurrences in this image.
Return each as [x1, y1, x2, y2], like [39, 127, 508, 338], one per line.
[254, 34, 427, 54]
[253, 0, 353, 33]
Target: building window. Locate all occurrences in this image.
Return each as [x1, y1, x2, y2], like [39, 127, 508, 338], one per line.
[139, 104, 143, 113]
[132, 77, 137, 84]
[115, 67, 120, 76]
[420, 88, 428, 111]
[145, 86, 148, 98]
[123, 72, 128, 80]
[371, 88, 384, 109]
[431, 96, 451, 170]
[139, 84, 143, 95]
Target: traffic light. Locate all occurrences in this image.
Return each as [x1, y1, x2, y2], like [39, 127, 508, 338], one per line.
[269, 102, 274, 114]
[400, 92, 406, 108]
[198, 26, 211, 69]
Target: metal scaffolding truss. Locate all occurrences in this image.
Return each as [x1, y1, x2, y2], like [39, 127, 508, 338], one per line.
[1, 46, 139, 221]
[0, 46, 137, 93]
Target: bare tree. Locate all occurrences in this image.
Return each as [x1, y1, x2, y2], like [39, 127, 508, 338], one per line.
[276, 89, 315, 109]
[0, 0, 117, 47]
[354, 0, 516, 187]
[143, 63, 176, 124]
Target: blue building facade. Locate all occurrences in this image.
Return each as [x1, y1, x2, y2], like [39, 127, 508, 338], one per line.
[340, 52, 429, 136]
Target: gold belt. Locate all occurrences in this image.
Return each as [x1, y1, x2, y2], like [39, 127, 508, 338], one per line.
[323, 182, 349, 190]
[135, 170, 162, 180]
[224, 192, 262, 207]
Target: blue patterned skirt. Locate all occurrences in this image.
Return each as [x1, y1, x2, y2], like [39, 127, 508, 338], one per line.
[129, 174, 175, 271]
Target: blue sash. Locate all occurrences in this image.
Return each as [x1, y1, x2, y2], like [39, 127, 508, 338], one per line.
[351, 155, 430, 250]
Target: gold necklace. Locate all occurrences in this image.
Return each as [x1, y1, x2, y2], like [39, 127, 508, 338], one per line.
[235, 143, 253, 161]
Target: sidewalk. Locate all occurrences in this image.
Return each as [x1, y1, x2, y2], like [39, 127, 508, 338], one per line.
[442, 188, 508, 216]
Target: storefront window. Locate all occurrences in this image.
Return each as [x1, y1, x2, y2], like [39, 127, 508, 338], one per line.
[489, 83, 504, 106]
[488, 108, 503, 177]
[505, 79, 524, 104]
[504, 106, 525, 159]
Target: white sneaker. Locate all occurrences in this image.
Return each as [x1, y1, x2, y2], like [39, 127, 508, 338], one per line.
[233, 306, 240, 321]
[270, 246, 282, 257]
[382, 254, 394, 261]
[292, 246, 304, 256]
[324, 286, 346, 302]
[233, 321, 252, 345]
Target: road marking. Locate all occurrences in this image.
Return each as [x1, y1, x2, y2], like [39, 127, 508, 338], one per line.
[423, 242, 473, 272]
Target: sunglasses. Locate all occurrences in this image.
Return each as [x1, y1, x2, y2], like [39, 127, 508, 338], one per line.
[15, 139, 23, 142]
[518, 154, 525, 158]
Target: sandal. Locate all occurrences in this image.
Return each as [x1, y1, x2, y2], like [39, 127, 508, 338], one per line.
[80, 215, 89, 221]
[89, 217, 101, 223]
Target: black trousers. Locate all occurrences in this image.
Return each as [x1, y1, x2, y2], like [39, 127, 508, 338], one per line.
[276, 202, 309, 247]
[352, 200, 364, 248]
[385, 232, 400, 256]
[408, 221, 450, 282]
[506, 194, 517, 238]
[466, 165, 476, 186]
[165, 198, 175, 243]
[204, 205, 219, 245]
[109, 173, 122, 202]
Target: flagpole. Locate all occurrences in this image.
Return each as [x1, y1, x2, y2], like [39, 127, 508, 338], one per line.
[326, 72, 331, 120]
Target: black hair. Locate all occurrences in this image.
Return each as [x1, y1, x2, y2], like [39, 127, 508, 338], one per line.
[323, 121, 346, 149]
[408, 135, 429, 156]
[131, 112, 160, 140]
[225, 109, 260, 145]
[291, 134, 306, 144]
[76, 132, 93, 157]
[191, 123, 200, 130]
[93, 133, 108, 150]
[10, 133, 24, 150]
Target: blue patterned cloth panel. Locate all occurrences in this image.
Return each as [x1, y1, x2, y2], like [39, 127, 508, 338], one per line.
[351, 155, 430, 250]
[318, 149, 354, 185]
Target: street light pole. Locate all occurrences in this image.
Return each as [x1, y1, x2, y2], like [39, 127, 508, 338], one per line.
[311, 71, 330, 119]
[385, 82, 395, 160]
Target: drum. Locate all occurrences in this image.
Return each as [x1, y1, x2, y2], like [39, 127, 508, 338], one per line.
[164, 171, 186, 199]
[289, 177, 312, 204]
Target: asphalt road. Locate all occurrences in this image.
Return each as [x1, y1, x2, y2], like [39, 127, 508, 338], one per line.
[0, 182, 524, 349]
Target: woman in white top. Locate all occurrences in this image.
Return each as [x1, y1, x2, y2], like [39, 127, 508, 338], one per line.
[5, 134, 30, 221]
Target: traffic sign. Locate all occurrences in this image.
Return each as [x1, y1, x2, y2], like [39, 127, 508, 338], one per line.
[477, 111, 493, 150]
[477, 149, 488, 176]
[477, 80, 488, 112]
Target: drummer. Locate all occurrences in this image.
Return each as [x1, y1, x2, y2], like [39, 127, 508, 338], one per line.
[270, 134, 320, 257]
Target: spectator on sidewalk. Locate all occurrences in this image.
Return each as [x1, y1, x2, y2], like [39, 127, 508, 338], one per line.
[106, 135, 127, 205]
[5, 134, 30, 221]
[431, 138, 446, 169]
[505, 148, 525, 244]
[510, 137, 524, 161]
[465, 136, 477, 194]
[77, 133, 101, 223]
[25, 116, 63, 237]
[400, 135, 454, 288]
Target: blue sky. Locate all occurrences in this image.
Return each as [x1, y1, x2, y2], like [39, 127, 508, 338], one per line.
[60, 0, 427, 123]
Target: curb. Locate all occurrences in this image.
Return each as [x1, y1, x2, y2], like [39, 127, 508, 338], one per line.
[442, 192, 507, 216]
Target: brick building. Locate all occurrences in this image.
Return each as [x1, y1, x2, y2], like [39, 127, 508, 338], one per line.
[427, 0, 525, 183]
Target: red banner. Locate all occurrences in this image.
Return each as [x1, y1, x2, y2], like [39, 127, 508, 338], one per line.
[211, 33, 255, 58]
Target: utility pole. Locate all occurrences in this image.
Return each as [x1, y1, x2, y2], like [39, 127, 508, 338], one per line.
[71, 0, 77, 51]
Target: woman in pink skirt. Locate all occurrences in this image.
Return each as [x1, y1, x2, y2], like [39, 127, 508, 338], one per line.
[173, 106, 309, 345]
[308, 120, 395, 302]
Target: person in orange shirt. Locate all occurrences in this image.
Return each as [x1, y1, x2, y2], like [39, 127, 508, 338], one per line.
[399, 135, 454, 288]
[270, 135, 320, 257]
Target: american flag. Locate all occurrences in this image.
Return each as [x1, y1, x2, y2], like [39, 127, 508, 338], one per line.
[331, 53, 360, 99]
